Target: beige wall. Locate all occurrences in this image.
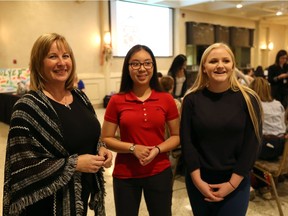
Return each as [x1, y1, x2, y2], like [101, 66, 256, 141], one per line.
[1, 1, 288, 105]
[0, 1, 107, 104]
[0, 1, 102, 71]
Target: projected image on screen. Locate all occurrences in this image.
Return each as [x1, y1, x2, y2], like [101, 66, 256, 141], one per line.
[110, 0, 173, 57]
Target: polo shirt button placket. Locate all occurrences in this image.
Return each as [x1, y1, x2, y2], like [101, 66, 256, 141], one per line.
[142, 103, 148, 122]
[144, 112, 147, 122]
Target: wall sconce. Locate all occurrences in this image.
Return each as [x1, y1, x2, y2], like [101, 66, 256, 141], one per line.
[260, 43, 267, 50]
[260, 42, 273, 51]
[268, 42, 274, 51]
[276, 10, 283, 16]
[103, 32, 111, 45]
[236, 3, 243, 9]
[101, 31, 113, 65]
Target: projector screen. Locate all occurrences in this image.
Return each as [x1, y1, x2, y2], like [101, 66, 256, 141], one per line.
[110, 0, 174, 57]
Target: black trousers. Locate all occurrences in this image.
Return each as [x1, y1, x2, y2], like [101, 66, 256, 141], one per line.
[113, 167, 173, 216]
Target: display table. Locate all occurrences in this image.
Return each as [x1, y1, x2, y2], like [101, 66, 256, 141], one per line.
[0, 93, 21, 124]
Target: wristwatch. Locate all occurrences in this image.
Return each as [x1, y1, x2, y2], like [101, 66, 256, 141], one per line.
[129, 144, 135, 153]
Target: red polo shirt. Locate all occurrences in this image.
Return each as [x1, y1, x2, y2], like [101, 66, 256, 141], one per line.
[104, 90, 179, 178]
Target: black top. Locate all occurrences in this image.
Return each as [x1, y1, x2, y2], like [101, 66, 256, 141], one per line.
[51, 93, 100, 155]
[49, 91, 101, 203]
[268, 63, 288, 87]
[268, 64, 288, 107]
[14, 90, 104, 216]
[50, 92, 101, 213]
[180, 88, 260, 178]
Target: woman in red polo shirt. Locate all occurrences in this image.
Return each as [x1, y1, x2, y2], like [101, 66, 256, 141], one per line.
[102, 44, 180, 216]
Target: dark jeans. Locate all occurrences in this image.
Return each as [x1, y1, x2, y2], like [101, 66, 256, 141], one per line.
[185, 170, 250, 216]
[113, 168, 173, 216]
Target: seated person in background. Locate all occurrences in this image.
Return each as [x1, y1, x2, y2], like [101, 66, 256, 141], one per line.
[254, 65, 265, 78]
[74, 74, 85, 92]
[160, 75, 183, 176]
[250, 77, 286, 154]
[250, 77, 286, 200]
[235, 68, 250, 86]
[242, 68, 255, 85]
[160, 75, 181, 116]
[157, 71, 163, 82]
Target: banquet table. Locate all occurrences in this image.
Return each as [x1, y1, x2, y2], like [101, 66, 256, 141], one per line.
[0, 92, 21, 124]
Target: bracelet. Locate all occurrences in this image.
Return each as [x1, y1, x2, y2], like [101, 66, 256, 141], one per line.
[228, 181, 236, 189]
[97, 140, 107, 148]
[155, 146, 161, 154]
[98, 140, 107, 147]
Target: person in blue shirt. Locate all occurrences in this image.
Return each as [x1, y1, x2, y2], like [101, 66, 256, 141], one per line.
[74, 74, 85, 92]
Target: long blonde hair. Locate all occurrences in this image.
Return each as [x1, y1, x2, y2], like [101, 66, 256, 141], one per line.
[185, 43, 262, 143]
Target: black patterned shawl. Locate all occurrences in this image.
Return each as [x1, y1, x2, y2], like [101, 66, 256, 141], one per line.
[3, 89, 106, 216]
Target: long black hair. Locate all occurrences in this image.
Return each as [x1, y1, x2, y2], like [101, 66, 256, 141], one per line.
[275, 49, 287, 65]
[119, 44, 162, 93]
[167, 54, 188, 97]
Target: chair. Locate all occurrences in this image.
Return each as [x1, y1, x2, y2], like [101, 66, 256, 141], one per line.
[169, 146, 182, 187]
[252, 138, 288, 216]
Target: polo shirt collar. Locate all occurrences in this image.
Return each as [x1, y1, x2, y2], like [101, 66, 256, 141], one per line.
[125, 89, 159, 102]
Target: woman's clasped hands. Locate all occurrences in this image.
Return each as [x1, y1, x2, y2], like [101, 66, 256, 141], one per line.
[132, 144, 160, 166]
[76, 147, 113, 173]
[195, 179, 236, 202]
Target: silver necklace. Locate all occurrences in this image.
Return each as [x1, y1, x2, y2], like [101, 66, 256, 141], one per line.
[43, 90, 71, 110]
[64, 95, 71, 110]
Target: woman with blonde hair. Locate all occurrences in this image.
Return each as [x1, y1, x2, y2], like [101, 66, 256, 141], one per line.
[180, 43, 262, 216]
[250, 77, 286, 199]
[3, 33, 112, 215]
[249, 78, 285, 141]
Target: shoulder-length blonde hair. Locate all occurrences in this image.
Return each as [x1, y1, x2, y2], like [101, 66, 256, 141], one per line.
[29, 33, 76, 91]
[185, 42, 262, 142]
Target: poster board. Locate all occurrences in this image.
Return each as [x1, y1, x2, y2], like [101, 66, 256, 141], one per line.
[0, 68, 30, 93]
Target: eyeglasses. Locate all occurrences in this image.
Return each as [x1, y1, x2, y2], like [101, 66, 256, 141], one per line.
[129, 61, 154, 70]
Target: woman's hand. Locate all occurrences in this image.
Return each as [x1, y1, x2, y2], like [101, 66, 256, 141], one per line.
[191, 169, 224, 202]
[138, 146, 160, 166]
[278, 73, 288, 80]
[193, 179, 224, 202]
[206, 182, 235, 201]
[131, 145, 155, 166]
[98, 146, 113, 168]
[76, 154, 106, 173]
[206, 173, 243, 201]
